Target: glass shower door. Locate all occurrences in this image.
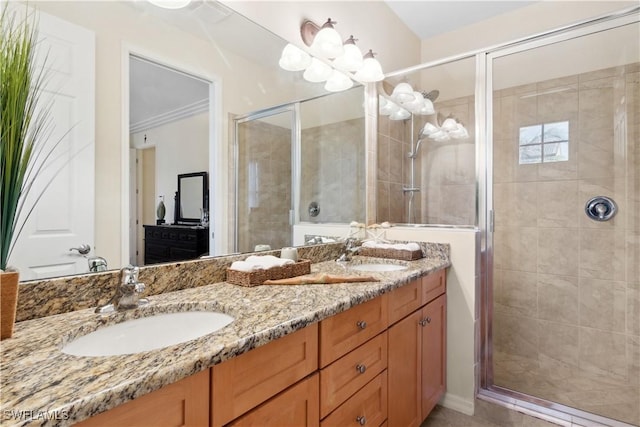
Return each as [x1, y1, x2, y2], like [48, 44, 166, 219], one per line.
[489, 20, 639, 425]
[235, 107, 295, 253]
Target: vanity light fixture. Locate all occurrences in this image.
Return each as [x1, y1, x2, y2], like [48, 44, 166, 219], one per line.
[309, 19, 344, 59]
[353, 50, 384, 83]
[333, 36, 364, 72]
[147, 0, 191, 9]
[325, 69, 354, 92]
[420, 115, 469, 141]
[278, 43, 312, 71]
[303, 58, 333, 82]
[278, 17, 384, 92]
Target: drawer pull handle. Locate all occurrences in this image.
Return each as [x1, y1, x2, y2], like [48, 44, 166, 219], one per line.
[356, 320, 367, 330]
[356, 364, 367, 374]
[356, 416, 366, 425]
[419, 317, 432, 326]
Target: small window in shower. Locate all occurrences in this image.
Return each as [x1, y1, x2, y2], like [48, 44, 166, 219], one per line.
[518, 121, 569, 164]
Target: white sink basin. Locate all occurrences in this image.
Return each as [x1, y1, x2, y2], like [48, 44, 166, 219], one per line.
[62, 311, 234, 357]
[350, 263, 408, 272]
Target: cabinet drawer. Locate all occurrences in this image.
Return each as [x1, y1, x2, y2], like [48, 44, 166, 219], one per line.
[320, 332, 388, 418]
[75, 369, 210, 427]
[320, 295, 388, 367]
[320, 371, 387, 427]
[421, 270, 446, 305]
[212, 324, 318, 427]
[388, 279, 421, 325]
[227, 374, 319, 427]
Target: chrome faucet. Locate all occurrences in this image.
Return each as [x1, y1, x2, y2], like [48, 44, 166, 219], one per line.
[337, 238, 360, 262]
[95, 265, 149, 313]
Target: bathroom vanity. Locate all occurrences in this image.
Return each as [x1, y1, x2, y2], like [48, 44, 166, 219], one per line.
[0, 246, 449, 427]
[75, 269, 446, 427]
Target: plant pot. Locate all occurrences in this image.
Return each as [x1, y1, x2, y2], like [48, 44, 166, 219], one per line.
[1, 270, 19, 339]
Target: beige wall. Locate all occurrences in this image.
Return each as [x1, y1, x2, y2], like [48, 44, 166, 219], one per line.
[419, 1, 637, 63]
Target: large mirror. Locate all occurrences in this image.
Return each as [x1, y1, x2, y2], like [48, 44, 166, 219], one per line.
[12, 0, 363, 281]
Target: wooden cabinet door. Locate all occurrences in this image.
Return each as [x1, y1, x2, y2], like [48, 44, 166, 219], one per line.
[387, 310, 421, 427]
[420, 294, 446, 419]
[228, 374, 319, 427]
[75, 369, 209, 427]
[212, 324, 318, 427]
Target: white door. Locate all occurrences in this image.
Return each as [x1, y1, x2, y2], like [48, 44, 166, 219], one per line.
[9, 10, 95, 281]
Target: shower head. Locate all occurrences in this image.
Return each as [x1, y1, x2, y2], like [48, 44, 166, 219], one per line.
[421, 89, 439, 102]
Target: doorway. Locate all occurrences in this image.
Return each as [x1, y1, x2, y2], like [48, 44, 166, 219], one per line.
[127, 54, 213, 265]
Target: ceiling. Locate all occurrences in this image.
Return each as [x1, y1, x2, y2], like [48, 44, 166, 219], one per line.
[384, 1, 535, 40]
[130, 0, 536, 131]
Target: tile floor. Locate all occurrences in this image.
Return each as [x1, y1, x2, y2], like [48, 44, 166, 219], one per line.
[421, 401, 562, 427]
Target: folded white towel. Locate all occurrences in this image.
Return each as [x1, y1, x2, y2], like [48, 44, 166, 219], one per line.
[245, 255, 294, 268]
[229, 261, 264, 272]
[362, 241, 421, 252]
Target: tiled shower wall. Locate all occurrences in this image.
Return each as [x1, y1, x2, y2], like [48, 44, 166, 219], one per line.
[236, 120, 291, 252]
[376, 97, 476, 225]
[300, 118, 365, 224]
[492, 64, 639, 425]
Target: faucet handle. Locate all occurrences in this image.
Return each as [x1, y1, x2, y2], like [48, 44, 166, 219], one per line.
[121, 265, 140, 284]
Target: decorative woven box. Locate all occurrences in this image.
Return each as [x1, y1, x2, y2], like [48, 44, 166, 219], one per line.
[358, 247, 423, 261]
[227, 259, 311, 287]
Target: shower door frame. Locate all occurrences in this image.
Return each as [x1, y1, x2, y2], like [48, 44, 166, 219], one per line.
[232, 103, 301, 253]
[479, 9, 640, 427]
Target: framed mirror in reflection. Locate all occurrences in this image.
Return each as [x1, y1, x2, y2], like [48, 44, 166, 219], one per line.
[177, 172, 208, 224]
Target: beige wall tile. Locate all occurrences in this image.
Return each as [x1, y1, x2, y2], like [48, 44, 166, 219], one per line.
[627, 232, 640, 283]
[579, 277, 626, 333]
[377, 134, 390, 182]
[539, 320, 580, 367]
[537, 180, 579, 228]
[538, 227, 579, 276]
[628, 282, 640, 337]
[494, 269, 538, 317]
[493, 312, 539, 360]
[494, 182, 538, 228]
[579, 328, 627, 379]
[579, 229, 626, 281]
[538, 274, 579, 325]
[495, 226, 537, 272]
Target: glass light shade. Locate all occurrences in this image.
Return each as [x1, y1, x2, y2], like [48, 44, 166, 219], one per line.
[310, 26, 344, 59]
[324, 70, 353, 92]
[354, 56, 384, 83]
[278, 44, 311, 71]
[421, 122, 439, 136]
[390, 108, 410, 121]
[380, 99, 399, 116]
[428, 129, 447, 140]
[405, 91, 425, 113]
[303, 58, 332, 82]
[333, 43, 364, 72]
[392, 82, 414, 103]
[449, 124, 469, 139]
[148, 0, 191, 8]
[417, 99, 435, 115]
[441, 117, 459, 131]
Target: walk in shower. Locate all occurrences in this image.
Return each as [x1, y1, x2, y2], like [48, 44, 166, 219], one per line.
[234, 87, 365, 253]
[377, 7, 639, 427]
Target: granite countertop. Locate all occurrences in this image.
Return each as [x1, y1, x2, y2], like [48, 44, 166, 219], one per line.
[0, 255, 450, 427]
